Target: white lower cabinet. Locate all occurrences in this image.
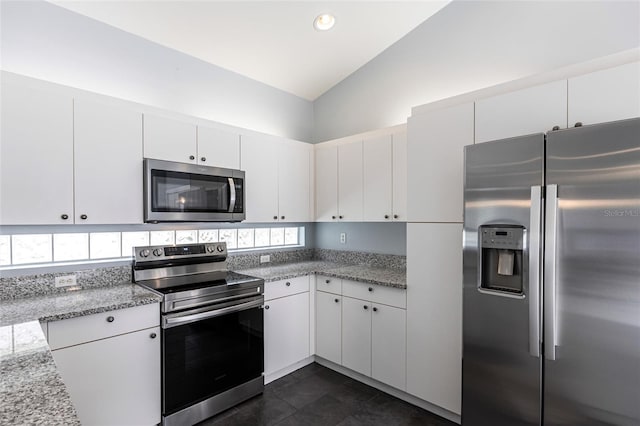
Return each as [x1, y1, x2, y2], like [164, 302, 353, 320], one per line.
[316, 277, 407, 391]
[315, 290, 342, 364]
[263, 276, 311, 379]
[48, 304, 160, 426]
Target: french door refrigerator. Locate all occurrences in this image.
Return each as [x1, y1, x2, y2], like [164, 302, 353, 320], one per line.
[462, 118, 640, 425]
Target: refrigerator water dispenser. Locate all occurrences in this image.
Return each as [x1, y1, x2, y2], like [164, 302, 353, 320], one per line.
[479, 226, 525, 294]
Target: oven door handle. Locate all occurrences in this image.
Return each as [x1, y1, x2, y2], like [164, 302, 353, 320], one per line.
[163, 297, 263, 329]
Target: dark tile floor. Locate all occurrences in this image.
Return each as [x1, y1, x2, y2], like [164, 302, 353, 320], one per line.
[198, 363, 457, 426]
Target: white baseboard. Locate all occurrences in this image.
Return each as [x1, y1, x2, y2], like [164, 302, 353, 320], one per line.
[314, 356, 461, 425]
[264, 356, 314, 384]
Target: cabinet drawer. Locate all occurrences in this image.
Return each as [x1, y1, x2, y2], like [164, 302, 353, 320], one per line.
[265, 275, 309, 301]
[342, 280, 406, 309]
[48, 303, 159, 350]
[316, 275, 342, 295]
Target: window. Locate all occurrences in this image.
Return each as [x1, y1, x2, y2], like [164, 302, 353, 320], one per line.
[0, 226, 303, 269]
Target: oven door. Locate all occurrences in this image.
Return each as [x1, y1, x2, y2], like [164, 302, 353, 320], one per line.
[161, 295, 264, 417]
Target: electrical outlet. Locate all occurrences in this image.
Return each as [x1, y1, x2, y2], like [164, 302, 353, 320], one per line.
[340, 233, 346, 244]
[55, 275, 77, 288]
[260, 255, 271, 264]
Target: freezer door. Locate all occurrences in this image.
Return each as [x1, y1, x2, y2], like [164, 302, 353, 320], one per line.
[462, 134, 544, 425]
[544, 118, 640, 425]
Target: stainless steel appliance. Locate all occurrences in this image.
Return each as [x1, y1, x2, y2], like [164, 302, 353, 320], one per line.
[144, 158, 245, 223]
[462, 118, 640, 425]
[133, 242, 264, 426]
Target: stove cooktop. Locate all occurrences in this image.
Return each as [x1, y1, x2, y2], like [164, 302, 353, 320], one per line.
[135, 270, 263, 296]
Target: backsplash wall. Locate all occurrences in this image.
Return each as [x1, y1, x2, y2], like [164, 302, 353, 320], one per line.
[313, 222, 407, 256]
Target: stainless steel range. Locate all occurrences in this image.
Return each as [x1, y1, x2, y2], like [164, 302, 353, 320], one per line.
[133, 242, 264, 426]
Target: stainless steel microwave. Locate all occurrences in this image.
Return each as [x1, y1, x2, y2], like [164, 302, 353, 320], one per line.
[144, 159, 245, 223]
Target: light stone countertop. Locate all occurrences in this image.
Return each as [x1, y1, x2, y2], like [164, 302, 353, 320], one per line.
[236, 260, 406, 289]
[0, 284, 161, 425]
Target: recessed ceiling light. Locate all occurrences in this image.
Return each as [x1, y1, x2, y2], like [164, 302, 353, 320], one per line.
[313, 14, 335, 31]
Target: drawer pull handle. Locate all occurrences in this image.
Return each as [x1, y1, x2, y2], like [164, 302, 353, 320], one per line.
[368, 287, 373, 292]
[334, 298, 339, 303]
[286, 282, 291, 286]
[325, 279, 330, 284]
[363, 305, 368, 310]
[150, 333, 157, 339]
[106, 316, 115, 323]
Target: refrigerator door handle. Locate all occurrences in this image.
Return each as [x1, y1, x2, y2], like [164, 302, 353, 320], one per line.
[544, 184, 559, 361]
[529, 186, 542, 358]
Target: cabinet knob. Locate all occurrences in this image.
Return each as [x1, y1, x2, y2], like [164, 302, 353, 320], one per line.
[61, 214, 69, 220]
[393, 214, 399, 219]
[273, 215, 278, 220]
[384, 215, 389, 219]
[363, 305, 369, 310]
[332, 216, 336, 220]
[281, 216, 285, 220]
[264, 305, 270, 310]
[551, 126, 560, 131]
[106, 316, 115, 323]
[80, 214, 88, 220]
[201, 157, 206, 162]
[368, 287, 373, 292]
[373, 307, 378, 312]
[334, 298, 339, 303]
[339, 215, 343, 219]
[285, 282, 291, 287]
[150, 333, 157, 339]
[189, 155, 195, 160]
[574, 122, 583, 127]
[325, 279, 330, 284]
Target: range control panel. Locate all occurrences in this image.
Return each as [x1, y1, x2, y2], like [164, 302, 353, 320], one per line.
[134, 243, 227, 262]
[480, 227, 524, 250]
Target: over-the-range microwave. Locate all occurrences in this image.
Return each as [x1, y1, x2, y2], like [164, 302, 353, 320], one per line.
[144, 158, 245, 223]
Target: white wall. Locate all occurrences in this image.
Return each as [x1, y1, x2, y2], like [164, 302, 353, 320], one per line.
[0, 0, 314, 142]
[313, 0, 640, 142]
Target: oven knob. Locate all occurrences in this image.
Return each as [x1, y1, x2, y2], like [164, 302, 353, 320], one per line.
[153, 249, 163, 257]
[216, 245, 224, 253]
[206, 245, 216, 253]
[139, 249, 150, 258]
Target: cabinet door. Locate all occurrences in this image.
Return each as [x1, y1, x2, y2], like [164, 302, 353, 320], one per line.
[315, 291, 342, 364]
[279, 140, 311, 222]
[52, 327, 161, 426]
[0, 84, 74, 224]
[241, 133, 279, 222]
[143, 114, 197, 163]
[363, 135, 393, 222]
[372, 304, 406, 391]
[341, 296, 371, 376]
[407, 102, 474, 223]
[197, 126, 240, 169]
[264, 292, 310, 376]
[568, 61, 640, 126]
[475, 80, 568, 143]
[74, 99, 143, 224]
[406, 223, 462, 415]
[392, 131, 408, 221]
[315, 145, 338, 221]
[338, 141, 363, 221]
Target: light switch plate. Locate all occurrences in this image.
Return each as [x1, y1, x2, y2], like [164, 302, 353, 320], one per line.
[340, 233, 346, 244]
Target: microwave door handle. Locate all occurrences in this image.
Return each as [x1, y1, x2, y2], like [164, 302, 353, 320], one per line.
[228, 178, 236, 213]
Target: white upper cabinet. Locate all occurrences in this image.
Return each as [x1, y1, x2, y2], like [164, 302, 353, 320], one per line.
[338, 140, 364, 221]
[363, 135, 393, 222]
[278, 139, 312, 222]
[475, 80, 568, 143]
[392, 131, 408, 222]
[241, 133, 279, 222]
[143, 114, 197, 164]
[197, 126, 240, 169]
[315, 145, 339, 221]
[568, 61, 640, 126]
[407, 102, 474, 223]
[74, 99, 143, 224]
[1, 84, 74, 225]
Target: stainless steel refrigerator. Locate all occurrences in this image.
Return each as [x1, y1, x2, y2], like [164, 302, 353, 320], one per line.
[462, 118, 640, 425]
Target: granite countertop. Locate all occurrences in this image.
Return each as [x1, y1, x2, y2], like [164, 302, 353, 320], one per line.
[0, 283, 161, 425]
[237, 260, 407, 289]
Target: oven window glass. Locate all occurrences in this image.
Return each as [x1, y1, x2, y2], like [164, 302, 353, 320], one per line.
[151, 170, 232, 213]
[163, 305, 264, 415]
